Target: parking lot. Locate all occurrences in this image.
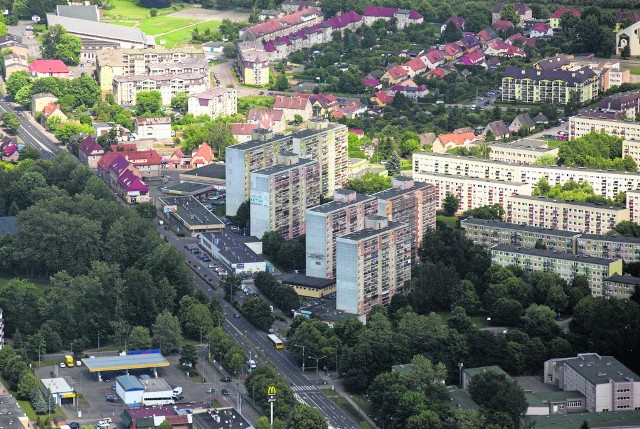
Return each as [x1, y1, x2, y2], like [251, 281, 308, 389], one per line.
[34, 353, 236, 423]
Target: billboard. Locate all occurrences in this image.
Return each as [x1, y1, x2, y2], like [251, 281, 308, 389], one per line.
[250, 191, 270, 208]
[164, 204, 178, 213]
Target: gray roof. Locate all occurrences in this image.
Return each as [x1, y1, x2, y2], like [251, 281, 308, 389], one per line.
[116, 375, 144, 391]
[579, 233, 640, 244]
[508, 195, 626, 211]
[447, 385, 480, 410]
[512, 112, 535, 129]
[183, 163, 226, 180]
[563, 353, 638, 384]
[205, 231, 264, 264]
[528, 409, 640, 429]
[193, 409, 251, 429]
[372, 178, 432, 200]
[605, 274, 640, 285]
[492, 244, 618, 265]
[338, 219, 406, 242]
[308, 192, 376, 214]
[252, 157, 316, 176]
[56, 5, 100, 21]
[82, 354, 170, 372]
[158, 196, 224, 228]
[227, 133, 291, 152]
[141, 377, 171, 392]
[0, 217, 17, 235]
[464, 365, 511, 379]
[0, 392, 27, 429]
[46, 14, 149, 45]
[461, 218, 581, 238]
[277, 273, 335, 289]
[504, 66, 597, 85]
[162, 181, 217, 196]
[417, 171, 532, 186]
[489, 138, 550, 151]
[535, 54, 573, 70]
[484, 120, 509, 137]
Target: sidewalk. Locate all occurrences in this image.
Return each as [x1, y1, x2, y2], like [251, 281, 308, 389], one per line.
[319, 374, 379, 429]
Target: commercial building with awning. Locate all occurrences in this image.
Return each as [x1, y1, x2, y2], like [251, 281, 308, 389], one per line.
[82, 353, 170, 380]
[41, 378, 75, 405]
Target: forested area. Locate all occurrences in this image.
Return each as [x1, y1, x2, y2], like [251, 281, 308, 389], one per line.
[285, 224, 640, 428]
[0, 155, 226, 358]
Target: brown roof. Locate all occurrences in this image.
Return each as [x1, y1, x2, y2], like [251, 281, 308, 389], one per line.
[273, 96, 310, 111]
[230, 123, 259, 135]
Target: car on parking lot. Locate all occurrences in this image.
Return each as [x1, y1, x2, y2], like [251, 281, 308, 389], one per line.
[69, 423, 80, 429]
[221, 388, 230, 396]
[220, 377, 232, 382]
[111, 384, 116, 391]
[207, 387, 215, 393]
[59, 362, 65, 368]
[103, 377, 111, 382]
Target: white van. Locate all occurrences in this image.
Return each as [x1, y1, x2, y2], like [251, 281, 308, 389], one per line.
[172, 387, 183, 395]
[248, 360, 256, 369]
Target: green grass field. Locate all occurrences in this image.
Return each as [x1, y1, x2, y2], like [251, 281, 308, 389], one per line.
[628, 67, 640, 75]
[436, 214, 459, 228]
[103, 0, 177, 19]
[157, 21, 222, 47]
[138, 17, 198, 35]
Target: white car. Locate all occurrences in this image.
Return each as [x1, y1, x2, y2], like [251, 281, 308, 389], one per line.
[59, 362, 65, 368]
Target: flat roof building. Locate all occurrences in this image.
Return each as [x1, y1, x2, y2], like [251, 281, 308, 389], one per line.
[412, 151, 640, 200]
[225, 120, 348, 217]
[41, 378, 76, 405]
[604, 273, 640, 299]
[161, 182, 219, 198]
[157, 196, 224, 236]
[504, 195, 629, 235]
[278, 273, 336, 298]
[544, 353, 640, 412]
[460, 218, 580, 253]
[569, 114, 640, 141]
[491, 244, 622, 296]
[306, 189, 379, 279]
[180, 164, 226, 188]
[192, 409, 251, 429]
[577, 233, 640, 263]
[488, 138, 558, 164]
[199, 231, 266, 274]
[250, 152, 320, 239]
[336, 215, 412, 316]
[373, 177, 436, 261]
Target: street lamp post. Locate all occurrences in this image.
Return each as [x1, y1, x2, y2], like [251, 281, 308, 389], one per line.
[458, 362, 464, 388]
[309, 355, 326, 383]
[294, 344, 305, 373]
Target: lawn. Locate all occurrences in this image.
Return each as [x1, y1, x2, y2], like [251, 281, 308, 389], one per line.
[437, 311, 490, 329]
[436, 214, 459, 228]
[628, 67, 640, 75]
[102, 0, 176, 20]
[323, 389, 374, 429]
[138, 17, 198, 35]
[157, 21, 222, 48]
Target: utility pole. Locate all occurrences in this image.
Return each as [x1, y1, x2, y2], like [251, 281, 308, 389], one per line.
[295, 344, 305, 373]
[458, 362, 464, 388]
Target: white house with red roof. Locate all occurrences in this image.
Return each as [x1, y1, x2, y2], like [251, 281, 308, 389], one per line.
[421, 50, 445, 69]
[40, 102, 68, 127]
[485, 40, 526, 57]
[167, 148, 190, 169]
[530, 22, 553, 38]
[247, 108, 286, 133]
[134, 117, 172, 140]
[432, 132, 484, 153]
[190, 143, 214, 168]
[28, 59, 69, 78]
[230, 123, 260, 143]
[78, 136, 105, 168]
[272, 95, 312, 122]
[122, 149, 163, 178]
[370, 91, 394, 107]
[404, 57, 427, 76]
[241, 8, 322, 42]
[381, 65, 410, 85]
[387, 82, 428, 100]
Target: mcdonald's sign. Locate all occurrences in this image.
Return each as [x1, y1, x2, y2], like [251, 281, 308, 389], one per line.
[267, 385, 277, 395]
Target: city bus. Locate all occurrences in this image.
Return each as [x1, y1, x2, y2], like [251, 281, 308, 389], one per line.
[268, 334, 283, 350]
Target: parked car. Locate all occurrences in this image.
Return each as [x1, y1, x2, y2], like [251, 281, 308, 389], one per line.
[207, 387, 215, 393]
[220, 377, 232, 382]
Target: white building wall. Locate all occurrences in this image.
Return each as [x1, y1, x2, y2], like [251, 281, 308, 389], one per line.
[336, 239, 359, 314]
[249, 173, 272, 239]
[305, 210, 328, 279]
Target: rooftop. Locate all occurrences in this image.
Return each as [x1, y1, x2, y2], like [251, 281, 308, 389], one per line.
[605, 274, 640, 285]
[182, 163, 226, 180]
[528, 409, 640, 429]
[252, 157, 316, 176]
[140, 377, 172, 392]
[373, 179, 432, 200]
[192, 409, 250, 429]
[447, 385, 480, 410]
[158, 196, 224, 229]
[488, 138, 551, 151]
[463, 365, 511, 379]
[564, 353, 639, 384]
[81, 353, 170, 372]
[0, 391, 27, 429]
[56, 4, 99, 21]
[491, 244, 618, 265]
[46, 14, 150, 45]
[508, 194, 626, 211]
[338, 219, 406, 242]
[277, 273, 336, 289]
[415, 171, 532, 186]
[204, 231, 265, 264]
[460, 218, 581, 238]
[504, 66, 596, 85]
[162, 182, 217, 196]
[116, 375, 144, 391]
[307, 192, 376, 214]
[41, 378, 74, 394]
[579, 233, 640, 244]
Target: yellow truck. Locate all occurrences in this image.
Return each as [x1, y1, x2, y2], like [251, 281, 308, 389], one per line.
[65, 355, 74, 368]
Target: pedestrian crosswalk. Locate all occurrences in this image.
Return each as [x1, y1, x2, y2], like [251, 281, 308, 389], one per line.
[291, 385, 318, 392]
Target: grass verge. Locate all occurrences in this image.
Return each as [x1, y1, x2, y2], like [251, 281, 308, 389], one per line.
[436, 214, 458, 228]
[437, 311, 490, 328]
[628, 67, 640, 75]
[138, 17, 198, 35]
[158, 21, 222, 48]
[323, 389, 375, 429]
[102, 0, 176, 20]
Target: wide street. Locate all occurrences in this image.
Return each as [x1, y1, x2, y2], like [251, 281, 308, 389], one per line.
[0, 98, 61, 159]
[156, 225, 360, 429]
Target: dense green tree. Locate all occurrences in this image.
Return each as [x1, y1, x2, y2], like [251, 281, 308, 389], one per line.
[500, 4, 520, 24]
[17, 370, 40, 400]
[344, 172, 392, 194]
[42, 25, 81, 65]
[461, 204, 504, 220]
[411, 261, 459, 313]
[245, 366, 295, 420]
[468, 371, 527, 425]
[442, 192, 459, 216]
[386, 151, 401, 176]
[490, 297, 523, 326]
[179, 344, 198, 368]
[1, 112, 20, 134]
[287, 404, 328, 429]
[171, 92, 189, 111]
[241, 296, 274, 331]
[152, 310, 183, 354]
[128, 326, 152, 350]
[522, 304, 560, 340]
[179, 295, 215, 340]
[136, 91, 163, 115]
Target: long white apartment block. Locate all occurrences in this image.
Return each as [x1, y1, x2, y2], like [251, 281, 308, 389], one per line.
[412, 152, 640, 200]
[504, 195, 629, 234]
[568, 114, 640, 140]
[413, 171, 532, 213]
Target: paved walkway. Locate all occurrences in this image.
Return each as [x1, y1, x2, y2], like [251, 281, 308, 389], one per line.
[319, 374, 380, 429]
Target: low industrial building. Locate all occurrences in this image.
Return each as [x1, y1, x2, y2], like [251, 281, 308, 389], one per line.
[140, 377, 174, 406]
[278, 273, 336, 298]
[116, 375, 145, 406]
[161, 182, 219, 198]
[179, 164, 226, 189]
[544, 353, 640, 412]
[157, 196, 225, 236]
[192, 409, 250, 429]
[41, 378, 76, 405]
[199, 231, 267, 274]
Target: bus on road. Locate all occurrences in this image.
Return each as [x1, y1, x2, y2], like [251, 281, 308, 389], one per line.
[268, 334, 283, 350]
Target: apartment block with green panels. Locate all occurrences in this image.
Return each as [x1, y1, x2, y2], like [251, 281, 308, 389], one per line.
[491, 244, 622, 297]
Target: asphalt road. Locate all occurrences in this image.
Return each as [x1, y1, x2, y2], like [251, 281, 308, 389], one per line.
[0, 99, 61, 160]
[157, 226, 359, 429]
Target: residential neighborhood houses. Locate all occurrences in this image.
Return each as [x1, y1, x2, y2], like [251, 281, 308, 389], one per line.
[4, 2, 640, 429]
